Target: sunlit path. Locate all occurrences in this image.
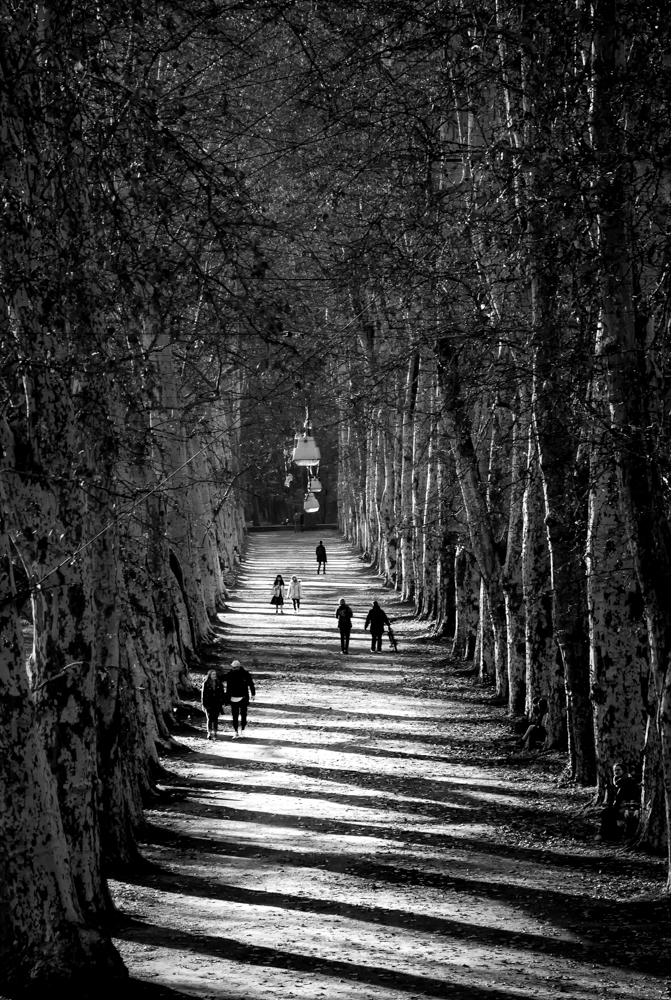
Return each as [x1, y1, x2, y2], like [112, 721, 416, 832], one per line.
[110, 531, 667, 1000]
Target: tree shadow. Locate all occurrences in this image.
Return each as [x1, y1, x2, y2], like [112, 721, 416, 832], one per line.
[131, 832, 671, 977]
[114, 917, 546, 999]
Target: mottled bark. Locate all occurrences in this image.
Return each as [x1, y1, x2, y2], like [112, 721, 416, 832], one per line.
[399, 353, 420, 601]
[503, 410, 527, 715]
[523, 429, 565, 744]
[587, 457, 646, 795]
[592, 2, 671, 877]
[452, 546, 480, 661]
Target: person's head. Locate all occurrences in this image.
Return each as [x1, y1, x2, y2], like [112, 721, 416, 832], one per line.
[372, 600, 379, 608]
[292, 575, 297, 581]
[612, 762, 627, 781]
[231, 659, 242, 671]
[319, 540, 322, 544]
[205, 669, 219, 685]
[339, 598, 346, 606]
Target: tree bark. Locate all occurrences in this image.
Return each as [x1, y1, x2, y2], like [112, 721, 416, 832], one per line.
[592, 0, 671, 878]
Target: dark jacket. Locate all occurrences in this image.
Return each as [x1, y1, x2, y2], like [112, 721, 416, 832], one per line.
[335, 604, 353, 632]
[316, 544, 327, 563]
[365, 605, 390, 633]
[201, 674, 225, 712]
[224, 667, 256, 704]
[608, 775, 640, 810]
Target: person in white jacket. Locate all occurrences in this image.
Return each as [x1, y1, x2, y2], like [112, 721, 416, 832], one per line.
[287, 575, 303, 612]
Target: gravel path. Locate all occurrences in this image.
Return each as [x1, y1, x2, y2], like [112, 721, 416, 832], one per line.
[110, 531, 670, 1000]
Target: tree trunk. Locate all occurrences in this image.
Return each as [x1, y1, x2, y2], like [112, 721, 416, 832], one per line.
[587, 454, 647, 795]
[399, 353, 420, 601]
[503, 409, 527, 715]
[451, 546, 480, 661]
[592, 1, 671, 879]
[523, 430, 565, 744]
[0, 461, 123, 989]
[435, 337, 508, 695]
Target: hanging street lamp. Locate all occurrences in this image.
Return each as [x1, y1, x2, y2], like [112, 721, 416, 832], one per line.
[292, 407, 321, 467]
[309, 474, 322, 493]
[304, 492, 319, 513]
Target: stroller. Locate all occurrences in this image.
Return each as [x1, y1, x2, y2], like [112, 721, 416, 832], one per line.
[387, 626, 398, 652]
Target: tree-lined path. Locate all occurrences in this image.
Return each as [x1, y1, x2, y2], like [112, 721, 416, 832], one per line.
[109, 533, 668, 1000]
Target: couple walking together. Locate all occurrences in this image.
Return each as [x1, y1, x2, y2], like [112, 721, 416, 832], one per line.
[336, 598, 391, 654]
[201, 660, 255, 740]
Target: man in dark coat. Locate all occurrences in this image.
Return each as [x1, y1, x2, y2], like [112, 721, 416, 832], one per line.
[316, 540, 327, 574]
[364, 600, 391, 652]
[335, 597, 353, 653]
[224, 659, 256, 738]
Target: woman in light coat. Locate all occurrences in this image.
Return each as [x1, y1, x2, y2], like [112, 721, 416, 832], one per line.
[287, 574, 303, 611]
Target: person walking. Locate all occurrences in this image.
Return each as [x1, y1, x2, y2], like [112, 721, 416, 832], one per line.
[201, 669, 225, 740]
[293, 510, 300, 533]
[364, 599, 391, 652]
[224, 659, 256, 738]
[316, 540, 327, 574]
[270, 574, 285, 614]
[335, 597, 353, 654]
[287, 574, 303, 612]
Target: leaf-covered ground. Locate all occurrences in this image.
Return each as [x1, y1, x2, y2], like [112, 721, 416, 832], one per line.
[108, 531, 671, 1000]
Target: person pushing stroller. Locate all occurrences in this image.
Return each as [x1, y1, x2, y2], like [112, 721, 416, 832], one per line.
[364, 600, 391, 652]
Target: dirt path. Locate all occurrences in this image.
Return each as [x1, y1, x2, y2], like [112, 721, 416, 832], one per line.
[110, 531, 671, 1000]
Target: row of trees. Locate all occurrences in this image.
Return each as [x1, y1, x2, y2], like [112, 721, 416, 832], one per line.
[299, 1, 671, 873]
[223, 0, 671, 876]
[0, 1, 272, 986]
[4, 0, 671, 987]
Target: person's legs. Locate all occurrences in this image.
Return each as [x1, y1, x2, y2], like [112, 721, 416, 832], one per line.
[340, 630, 346, 653]
[296, 599, 300, 610]
[239, 701, 248, 734]
[205, 706, 216, 738]
[344, 630, 350, 653]
[231, 703, 240, 735]
[599, 806, 621, 841]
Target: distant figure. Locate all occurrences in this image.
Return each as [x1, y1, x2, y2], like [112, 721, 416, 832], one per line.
[287, 574, 303, 612]
[271, 574, 285, 614]
[600, 762, 640, 841]
[201, 669, 225, 740]
[299, 511, 305, 531]
[522, 697, 548, 750]
[364, 600, 390, 652]
[293, 511, 300, 533]
[335, 597, 353, 654]
[316, 540, 327, 574]
[224, 659, 256, 738]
